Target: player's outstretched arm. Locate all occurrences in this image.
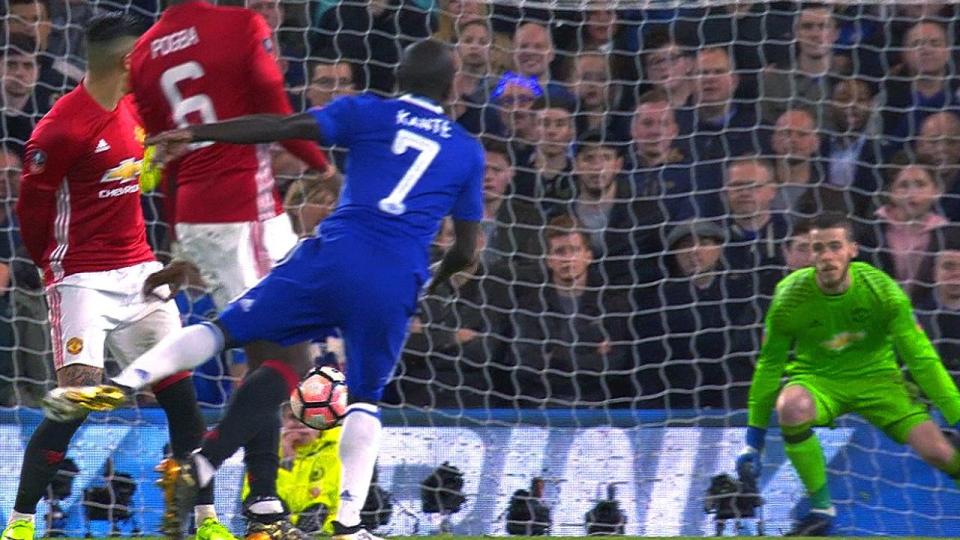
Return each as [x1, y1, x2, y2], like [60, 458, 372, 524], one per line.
[427, 220, 479, 296]
[147, 113, 321, 147]
[890, 292, 960, 425]
[738, 295, 792, 478]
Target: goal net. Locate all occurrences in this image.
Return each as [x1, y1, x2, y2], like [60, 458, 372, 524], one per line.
[2, 0, 960, 537]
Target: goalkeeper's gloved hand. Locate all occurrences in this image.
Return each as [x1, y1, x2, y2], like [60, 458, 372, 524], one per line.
[736, 426, 766, 481]
[139, 144, 163, 193]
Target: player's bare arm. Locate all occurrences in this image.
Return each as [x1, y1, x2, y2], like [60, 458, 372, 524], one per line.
[428, 219, 480, 295]
[142, 259, 206, 302]
[147, 112, 320, 148]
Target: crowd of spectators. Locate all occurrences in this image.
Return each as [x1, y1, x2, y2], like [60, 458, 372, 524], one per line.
[4, 1, 960, 411]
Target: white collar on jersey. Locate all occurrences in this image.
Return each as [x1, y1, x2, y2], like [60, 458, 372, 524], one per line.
[398, 93, 444, 114]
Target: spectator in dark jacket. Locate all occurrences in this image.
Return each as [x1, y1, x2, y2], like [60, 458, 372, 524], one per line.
[394, 232, 521, 409]
[558, 130, 665, 287]
[312, 0, 435, 95]
[915, 227, 960, 378]
[633, 221, 756, 410]
[721, 156, 788, 302]
[506, 215, 632, 407]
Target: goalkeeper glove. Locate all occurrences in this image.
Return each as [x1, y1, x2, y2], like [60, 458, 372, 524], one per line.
[736, 426, 766, 481]
[139, 144, 163, 193]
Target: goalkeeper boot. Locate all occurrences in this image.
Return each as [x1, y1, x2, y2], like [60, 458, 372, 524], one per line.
[156, 456, 201, 539]
[1, 519, 35, 540]
[243, 497, 310, 540]
[197, 518, 238, 540]
[785, 507, 834, 536]
[332, 520, 384, 540]
[42, 385, 129, 421]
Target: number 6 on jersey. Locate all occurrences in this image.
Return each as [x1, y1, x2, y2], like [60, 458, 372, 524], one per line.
[378, 129, 440, 215]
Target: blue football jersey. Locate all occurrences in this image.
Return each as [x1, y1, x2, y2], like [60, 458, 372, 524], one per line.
[308, 93, 484, 272]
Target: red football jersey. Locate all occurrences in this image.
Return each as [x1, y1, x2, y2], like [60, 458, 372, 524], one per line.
[16, 85, 155, 285]
[129, 0, 328, 224]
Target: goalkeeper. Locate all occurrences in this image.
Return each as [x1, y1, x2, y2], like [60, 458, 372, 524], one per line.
[243, 406, 342, 534]
[738, 213, 960, 536]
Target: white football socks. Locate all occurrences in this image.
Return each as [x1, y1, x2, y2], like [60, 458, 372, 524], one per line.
[193, 451, 217, 489]
[194, 505, 218, 527]
[335, 403, 383, 528]
[246, 498, 284, 515]
[111, 323, 224, 390]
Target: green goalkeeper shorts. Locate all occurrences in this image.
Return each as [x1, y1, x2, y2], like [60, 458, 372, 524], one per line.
[786, 373, 931, 444]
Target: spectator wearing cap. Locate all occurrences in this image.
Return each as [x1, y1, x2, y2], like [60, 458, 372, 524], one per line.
[511, 94, 576, 209]
[0, 34, 48, 156]
[556, 130, 664, 286]
[506, 214, 632, 407]
[632, 220, 755, 409]
[629, 89, 724, 224]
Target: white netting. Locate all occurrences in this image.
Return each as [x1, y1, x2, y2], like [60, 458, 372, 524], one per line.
[3, 1, 960, 537]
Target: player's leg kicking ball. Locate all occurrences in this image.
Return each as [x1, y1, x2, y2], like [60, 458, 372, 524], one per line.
[43, 37, 477, 540]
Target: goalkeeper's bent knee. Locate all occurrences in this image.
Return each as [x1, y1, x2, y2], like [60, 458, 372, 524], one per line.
[782, 422, 815, 444]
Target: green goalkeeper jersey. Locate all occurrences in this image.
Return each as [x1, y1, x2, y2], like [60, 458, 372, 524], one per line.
[747, 261, 960, 429]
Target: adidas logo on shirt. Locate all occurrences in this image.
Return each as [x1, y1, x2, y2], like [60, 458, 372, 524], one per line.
[95, 139, 111, 153]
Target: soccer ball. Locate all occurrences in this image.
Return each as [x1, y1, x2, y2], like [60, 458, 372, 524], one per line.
[290, 366, 348, 430]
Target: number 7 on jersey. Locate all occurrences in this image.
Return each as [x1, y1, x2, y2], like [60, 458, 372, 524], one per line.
[378, 129, 440, 216]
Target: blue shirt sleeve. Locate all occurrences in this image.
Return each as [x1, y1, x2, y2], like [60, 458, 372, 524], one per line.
[307, 95, 357, 148]
[450, 140, 484, 222]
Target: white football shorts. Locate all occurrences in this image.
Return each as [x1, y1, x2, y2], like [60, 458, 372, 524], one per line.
[47, 261, 181, 370]
[174, 213, 298, 309]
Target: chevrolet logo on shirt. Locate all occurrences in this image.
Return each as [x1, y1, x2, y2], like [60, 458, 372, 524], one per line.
[100, 158, 143, 184]
[822, 331, 866, 352]
[98, 157, 144, 198]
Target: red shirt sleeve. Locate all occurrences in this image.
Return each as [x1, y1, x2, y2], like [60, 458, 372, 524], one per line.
[245, 14, 330, 172]
[16, 126, 79, 266]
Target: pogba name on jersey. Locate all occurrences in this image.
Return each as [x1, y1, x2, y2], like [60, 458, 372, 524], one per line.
[150, 26, 199, 59]
[396, 110, 452, 138]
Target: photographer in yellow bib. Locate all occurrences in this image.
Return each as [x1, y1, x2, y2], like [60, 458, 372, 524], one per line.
[242, 403, 342, 535]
